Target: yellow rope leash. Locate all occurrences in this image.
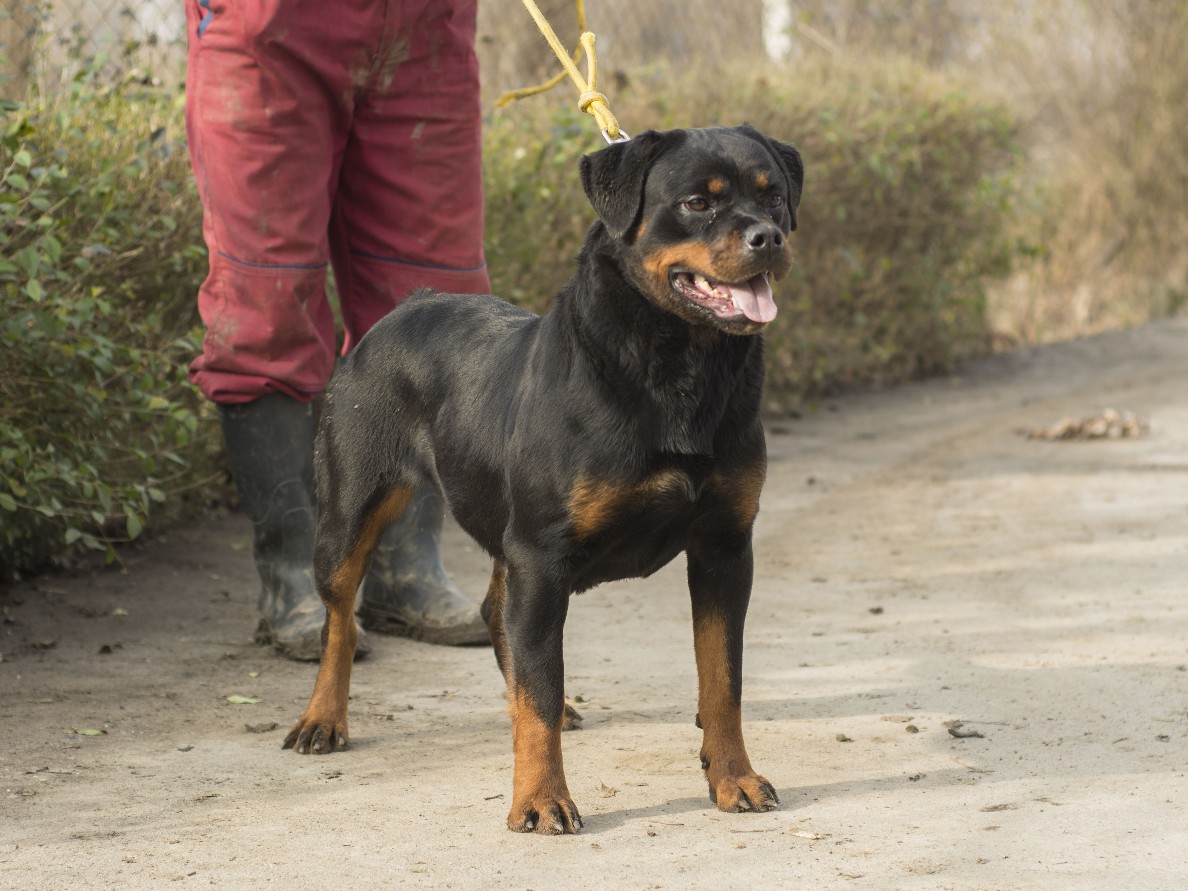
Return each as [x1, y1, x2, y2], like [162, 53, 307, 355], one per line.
[496, 0, 629, 143]
[493, 0, 588, 109]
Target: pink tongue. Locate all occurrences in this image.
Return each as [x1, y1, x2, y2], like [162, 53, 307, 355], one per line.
[723, 275, 778, 323]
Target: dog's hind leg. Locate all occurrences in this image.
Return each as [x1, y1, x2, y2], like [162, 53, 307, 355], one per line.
[284, 483, 413, 754]
[480, 560, 512, 682]
[687, 537, 779, 812]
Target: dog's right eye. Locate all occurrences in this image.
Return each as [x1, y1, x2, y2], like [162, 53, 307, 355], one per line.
[682, 197, 710, 212]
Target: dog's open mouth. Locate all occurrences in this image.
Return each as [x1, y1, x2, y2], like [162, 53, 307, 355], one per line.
[670, 271, 778, 324]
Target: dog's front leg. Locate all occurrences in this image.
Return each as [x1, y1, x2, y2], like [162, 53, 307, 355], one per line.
[687, 539, 779, 812]
[500, 554, 582, 834]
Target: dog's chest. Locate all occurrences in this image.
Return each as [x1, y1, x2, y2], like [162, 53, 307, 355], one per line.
[568, 464, 710, 544]
[565, 463, 730, 591]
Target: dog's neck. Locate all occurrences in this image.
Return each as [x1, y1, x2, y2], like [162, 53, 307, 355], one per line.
[551, 229, 762, 457]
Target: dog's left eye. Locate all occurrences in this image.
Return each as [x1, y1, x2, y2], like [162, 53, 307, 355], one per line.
[765, 194, 785, 208]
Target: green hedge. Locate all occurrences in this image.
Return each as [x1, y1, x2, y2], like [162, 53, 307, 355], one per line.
[1, 72, 219, 578]
[1, 57, 1019, 578]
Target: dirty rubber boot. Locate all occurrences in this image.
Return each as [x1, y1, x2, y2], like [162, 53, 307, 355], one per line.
[358, 485, 490, 646]
[219, 393, 369, 662]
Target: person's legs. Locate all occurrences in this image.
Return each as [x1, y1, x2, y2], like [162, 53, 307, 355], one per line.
[328, 0, 491, 644]
[185, 0, 362, 403]
[330, 0, 489, 347]
[185, 0, 376, 657]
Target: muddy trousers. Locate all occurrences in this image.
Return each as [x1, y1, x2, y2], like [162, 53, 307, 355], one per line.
[184, 0, 491, 404]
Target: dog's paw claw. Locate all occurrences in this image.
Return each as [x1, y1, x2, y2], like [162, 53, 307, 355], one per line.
[561, 702, 583, 731]
[760, 780, 779, 805]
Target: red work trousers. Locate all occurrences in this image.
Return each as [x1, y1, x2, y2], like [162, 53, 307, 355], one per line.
[184, 0, 490, 404]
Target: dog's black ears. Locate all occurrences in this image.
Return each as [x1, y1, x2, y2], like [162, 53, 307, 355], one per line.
[580, 130, 681, 240]
[736, 124, 804, 231]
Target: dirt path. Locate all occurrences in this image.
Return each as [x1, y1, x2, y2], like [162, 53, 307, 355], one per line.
[3, 318, 1186, 890]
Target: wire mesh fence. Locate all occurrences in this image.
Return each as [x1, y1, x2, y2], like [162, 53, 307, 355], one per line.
[2, 0, 186, 93]
[2, 0, 785, 99]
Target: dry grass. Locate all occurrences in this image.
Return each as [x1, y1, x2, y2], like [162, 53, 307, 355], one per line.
[977, 2, 1188, 342]
[784, 0, 1188, 343]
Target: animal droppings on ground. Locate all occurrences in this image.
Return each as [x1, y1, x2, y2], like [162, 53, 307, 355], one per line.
[1019, 408, 1147, 440]
[945, 721, 986, 739]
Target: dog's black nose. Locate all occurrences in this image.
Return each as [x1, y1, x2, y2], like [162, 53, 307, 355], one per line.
[744, 223, 783, 253]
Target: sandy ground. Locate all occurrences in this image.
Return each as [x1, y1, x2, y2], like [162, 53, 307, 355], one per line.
[2, 318, 1186, 890]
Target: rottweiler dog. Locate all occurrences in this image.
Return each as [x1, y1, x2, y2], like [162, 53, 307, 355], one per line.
[283, 125, 804, 834]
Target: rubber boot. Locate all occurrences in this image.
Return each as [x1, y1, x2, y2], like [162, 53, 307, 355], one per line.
[358, 485, 490, 646]
[219, 393, 369, 661]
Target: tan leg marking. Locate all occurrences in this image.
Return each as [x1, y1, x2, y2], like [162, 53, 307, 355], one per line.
[711, 461, 767, 531]
[507, 689, 582, 834]
[483, 561, 512, 684]
[693, 612, 778, 812]
[284, 486, 412, 755]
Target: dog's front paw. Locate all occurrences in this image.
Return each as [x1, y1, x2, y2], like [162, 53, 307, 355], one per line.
[282, 712, 349, 755]
[709, 772, 779, 813]
[507, 792, 584, 834]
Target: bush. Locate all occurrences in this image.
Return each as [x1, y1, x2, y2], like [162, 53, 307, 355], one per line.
[483, 56, 1020, 400]
[0, 70, 219, 579]
[482, 106, 598, 313]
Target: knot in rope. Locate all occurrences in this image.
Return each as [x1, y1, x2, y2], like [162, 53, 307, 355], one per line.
[498, 2, 628, 143]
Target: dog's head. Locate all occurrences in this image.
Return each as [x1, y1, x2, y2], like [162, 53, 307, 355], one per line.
[580, 125, 803, 336]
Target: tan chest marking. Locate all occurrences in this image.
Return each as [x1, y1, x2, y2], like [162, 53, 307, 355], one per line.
[714, 462, 766, 529]
[569, 468, 695, 540]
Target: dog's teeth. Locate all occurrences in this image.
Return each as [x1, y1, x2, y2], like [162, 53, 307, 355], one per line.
[694, 275, 727, 299]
